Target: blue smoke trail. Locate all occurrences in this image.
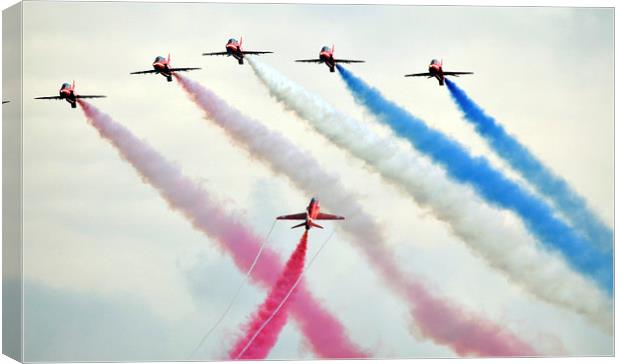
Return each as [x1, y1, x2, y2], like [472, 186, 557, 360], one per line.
[336, 65, 612, 293]
[445, 79, 612, 251]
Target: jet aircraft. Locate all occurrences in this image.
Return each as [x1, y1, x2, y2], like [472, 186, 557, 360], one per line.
[202, 37, 273, 65]
[295, 45, 364, 72]
[277, 197, 345, 230]
[130, 54, 201, 82]
[34, 81, 106, 109]
[405, 59, 473, 86]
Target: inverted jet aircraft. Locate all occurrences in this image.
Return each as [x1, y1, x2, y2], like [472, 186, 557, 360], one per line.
[405, 59, 473, 86]
[34, 81, 106, 109]
[202, 37, 273, 65]
[277, 197, 345, 230]
[295, 45, 364, 73]
[130, 54, 201, 82]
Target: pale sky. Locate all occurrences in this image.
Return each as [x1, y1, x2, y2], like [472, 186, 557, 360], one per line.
[2, 1, 614, 361]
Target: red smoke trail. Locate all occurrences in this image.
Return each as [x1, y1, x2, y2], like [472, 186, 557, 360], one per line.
[173, 74, 538, 357]
[77, 100, 368, 359]
[229, 232, 308, 359]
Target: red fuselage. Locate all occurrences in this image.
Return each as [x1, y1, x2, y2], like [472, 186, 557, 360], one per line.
[307, 199, 320, 220]
[59, 85, 77, 106]
[319, 49, 336, 71]
[226, 39, 243, 64]
[428, 62, 445, 85]
[302, 198, 322, 230]
[153, 60, 172, 77]
[226, 41, 244, 61]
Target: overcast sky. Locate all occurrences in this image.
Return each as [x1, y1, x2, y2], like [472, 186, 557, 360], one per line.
[3, 1, 613, 361]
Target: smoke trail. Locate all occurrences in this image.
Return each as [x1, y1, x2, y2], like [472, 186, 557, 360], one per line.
[76, 100, 368, 359]
[336, 66, 612, 294]
[174, 74, 538, 356]
[245, 58, 612, 333]
[229, 232, 308, 359]
[236, 229, 336, 359]
[189, 220, 276, 359]
[445, 79, 612, 250]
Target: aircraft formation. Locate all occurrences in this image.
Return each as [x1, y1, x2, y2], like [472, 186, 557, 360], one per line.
[30, 38, 472, 228]
[22, 31, 613, 361]
[33, 37, 473, 109]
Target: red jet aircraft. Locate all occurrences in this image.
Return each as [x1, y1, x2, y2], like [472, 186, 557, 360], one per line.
[277, 197, 345, 230]
[295, 45, 364, 73]
[34, 81, 106, 109]
[202, 37, 273, 65]
[130, 54, 201, 82]
[405, 59, 473, 86]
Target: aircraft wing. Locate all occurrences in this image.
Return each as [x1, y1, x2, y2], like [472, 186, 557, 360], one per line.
[243, 51, 274, 55]
[202, 52, 229, 56]
[2, 101, 9, 104]
[316, 212, 345, 220]
[34, 96, 63, 100]
[404, 72, 432, 77]
[295, 59, 322, 63]
[76, 95, 107, 99]
[130, 70, 159, 75]
[443, 71, 474, 76]
[170, 67, 202, 72]
[276, 212, 307, 220]
[334, 59, 365, 63]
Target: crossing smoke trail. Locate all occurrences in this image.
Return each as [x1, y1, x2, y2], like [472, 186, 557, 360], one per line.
[336, 66, 612, 294]
[174, 74, 538, 357]
[245, 58, 613, 333]
[76, 100, 367, 359]
[229, 232, 308, 359]
[236, 229, 336, 359]
[445, 78, 612, 251]
[189, 220, 276, 359]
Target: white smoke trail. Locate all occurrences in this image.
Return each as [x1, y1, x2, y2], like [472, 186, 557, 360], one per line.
[246, 58, 612, 334]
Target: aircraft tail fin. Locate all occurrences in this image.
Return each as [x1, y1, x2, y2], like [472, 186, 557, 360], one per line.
[168, 53, 171, 65]
[72, 80, 75, 90]
[332, 44, 335, 53]
[240, 36, 243, 47]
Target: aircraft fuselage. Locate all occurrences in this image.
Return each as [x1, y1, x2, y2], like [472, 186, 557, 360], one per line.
[428, 63, 445, 85]
[319, 51, 336, 72]
[153, 61, 173, 81]
[226, 43, 245, 64]
[59, 87, 77, 108]
[303, 198, 322, 230]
